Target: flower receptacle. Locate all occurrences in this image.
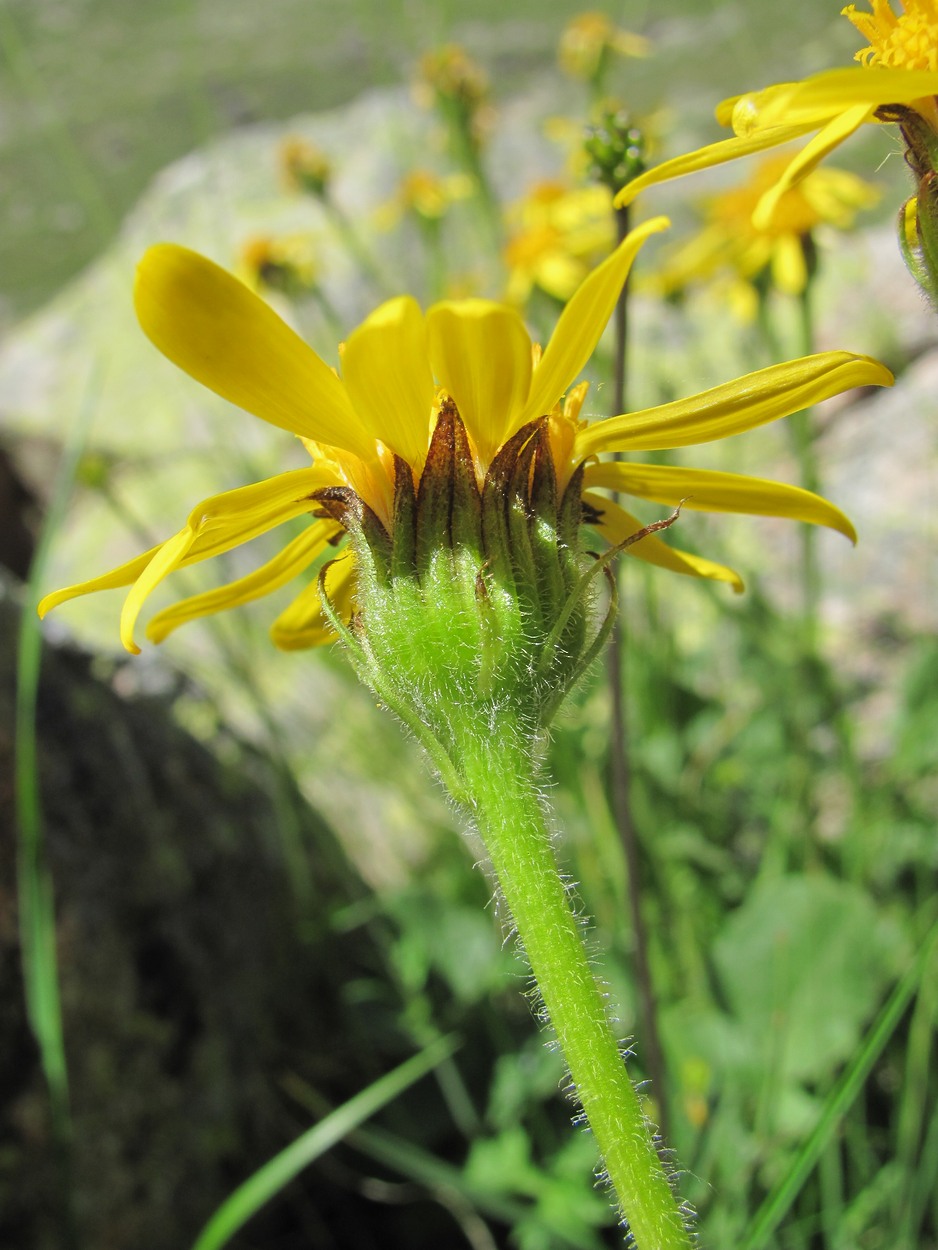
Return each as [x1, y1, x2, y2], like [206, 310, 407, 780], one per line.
[315, 407, 604, 770]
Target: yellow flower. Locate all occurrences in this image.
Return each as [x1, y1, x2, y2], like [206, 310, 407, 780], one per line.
[239, 234, 319, 296]
[846, 0, 938, 70]
[39, 221, 892, 654]
[415, 44, 490, 111]
[376, 169, 476, 229]
[558, 12, 651, 82]
[617, 2, 938, 227]
[279, 137, 332, 198]
[413, 45, 495, 158]
[650, 154, 880, 302]
[503, 180, 615, 304]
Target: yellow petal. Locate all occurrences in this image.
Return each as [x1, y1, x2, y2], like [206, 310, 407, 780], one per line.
[575, 352, 893, 456]
[179, 467, 340, 557]
[135, 244, 373, 458]
[40, 466, 337, 644]
[750, 67, 938, 128]
[270, 552, 356, 650]
[620, 67, 938, 212]
[341, 296, 435, 468]
[146, 519, 340, 643]
[752, 104, 873, 229]
[120, 528, 196, 653]
[614, 129, 813, 208]
[519, 216, 670, 423]
[583, 492, 744, 591]
[426, 299, 532, 464]
[38, 544, 166, 618]
[583, 461, 856, 541]
[770, 234, 809, 295]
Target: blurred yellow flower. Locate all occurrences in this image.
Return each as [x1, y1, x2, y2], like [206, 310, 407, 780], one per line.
[558, 12, 651, 83]
[239, 234, 319, 296]
[376, 169, 476, 229]
[415, 44, 489, 109]
[503, 180, 615, 304]
[279, 137, 332, 198]
[412, 43, 497, 173]
[649, 155, 879, 308]
[617, 1, 938, 227]
[40, 224, 891, 653]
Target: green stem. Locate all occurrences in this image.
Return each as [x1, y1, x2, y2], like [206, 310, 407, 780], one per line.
[607, 201, 671, 1141]
[457, 718, 692, 1250]
[418, 215, 447, 303]
[791, 284, 821, 647]
[321, 195, 396, 300]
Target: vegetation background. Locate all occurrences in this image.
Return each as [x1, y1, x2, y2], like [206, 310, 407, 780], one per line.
[1, 2, 935, 1249]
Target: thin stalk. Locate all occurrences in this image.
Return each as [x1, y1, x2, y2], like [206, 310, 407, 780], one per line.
[309, 285, 347, 342]
[790, 283, 822, 648]
[321, 194, 396, 300]
[418, 216, 447, 304]
[458, 719, 692, 1250]
[755, 276, 821, 646]
[442, 110, 502, 256]
[606, 201, 670, 1140]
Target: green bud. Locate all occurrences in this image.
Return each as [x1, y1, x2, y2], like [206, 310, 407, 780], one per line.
[584, 109, 647, 196]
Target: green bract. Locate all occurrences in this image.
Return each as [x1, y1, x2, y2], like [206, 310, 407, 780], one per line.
[314, 404, 609, 764]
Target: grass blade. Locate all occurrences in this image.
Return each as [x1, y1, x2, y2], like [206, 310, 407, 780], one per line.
[738, 916, 938, 1250]
[283, 1072, 611, 1250]
[190, 1033, 459, 1250]
[16, 366, 102, 1240]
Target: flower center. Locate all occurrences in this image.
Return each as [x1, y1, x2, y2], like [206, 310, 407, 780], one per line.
[844, 1, 938, 71]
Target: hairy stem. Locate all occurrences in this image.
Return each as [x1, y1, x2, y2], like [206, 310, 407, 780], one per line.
[457, 719, 692, 1250]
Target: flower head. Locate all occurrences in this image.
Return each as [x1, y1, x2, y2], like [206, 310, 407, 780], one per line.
[279, 137, 332, 199]
[617, 2, 938, 229]
[377, 169, 476, 228]
[415, 44, 490, 110]
[413, 44, 493, 154]
[558, 12, 651, 84]
[239, 234, 320, 297]
[846, 0, 938, 71]
[40, 225, 890, 692]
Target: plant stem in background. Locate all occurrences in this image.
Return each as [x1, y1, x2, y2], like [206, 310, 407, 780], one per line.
[309, 285, 347, 342]
[321, 194, 397, 300]
[757, 277, 822, 649]
[606, 201, 671, 1142]
[459, 719, 692, 1250]
[789, 283, 822, 648]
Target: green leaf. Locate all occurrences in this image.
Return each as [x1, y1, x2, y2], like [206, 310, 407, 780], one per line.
[712, 875, 908, 1085]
